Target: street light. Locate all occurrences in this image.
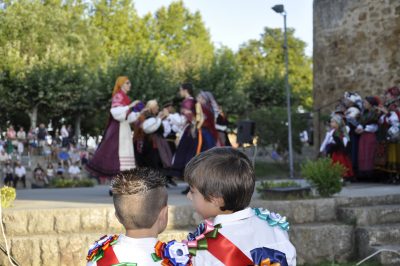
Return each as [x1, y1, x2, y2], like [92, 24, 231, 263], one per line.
[272, 4, 294, 179]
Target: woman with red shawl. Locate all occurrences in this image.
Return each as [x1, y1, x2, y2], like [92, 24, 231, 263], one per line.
[86, 76, 140, 177]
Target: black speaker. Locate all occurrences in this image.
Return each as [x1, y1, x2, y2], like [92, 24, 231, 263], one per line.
[237, 120, 255, 145]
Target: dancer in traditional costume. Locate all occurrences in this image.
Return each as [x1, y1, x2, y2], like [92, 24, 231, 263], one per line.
[86, 76, 140, 179]
[343, 92, 362, 177]
[356, 96, 381, 178]
[169, 83, 198, 179]
[195, 91, 219, 153]
[378, 87, 400, 181]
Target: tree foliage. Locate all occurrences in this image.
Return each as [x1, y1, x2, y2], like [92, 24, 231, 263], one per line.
[0, 0, 313, 154]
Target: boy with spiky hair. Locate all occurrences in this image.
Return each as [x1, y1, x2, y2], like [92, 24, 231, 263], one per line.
[86, 168, 191, 266]
[185, 147, 296, 266]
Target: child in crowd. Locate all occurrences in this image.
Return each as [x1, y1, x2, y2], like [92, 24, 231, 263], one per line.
[320, 114, 353, 179]
[56, 162, 65, 178]
[86, 168, 191, 266]
[184, 147, 296, 266]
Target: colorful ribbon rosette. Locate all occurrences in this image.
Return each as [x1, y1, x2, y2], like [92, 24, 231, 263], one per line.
[152, 240, 192, 266]
[184, 219, 220, 255]
[87, 235, 119, 262]
[253, 208, 290, 231]
[250, 247, 288, 266]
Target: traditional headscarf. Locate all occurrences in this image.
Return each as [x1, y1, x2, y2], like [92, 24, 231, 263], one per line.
[199, 91, 219, 119]
[331, 114, 349, 140]
[112, 76, 129, 96]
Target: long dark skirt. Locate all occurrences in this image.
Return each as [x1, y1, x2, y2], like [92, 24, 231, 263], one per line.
[358, 132, 377, 174]
[86, 120, 120, 177]
[169, 127, 198, 178]
[349, 131, 360, 174]
[199, 127, 217, 152]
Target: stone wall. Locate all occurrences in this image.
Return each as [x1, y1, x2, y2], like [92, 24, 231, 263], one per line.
[313, 0, 400, 147]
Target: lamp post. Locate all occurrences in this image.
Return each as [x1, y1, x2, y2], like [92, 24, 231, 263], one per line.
[272, 4, 294, 179]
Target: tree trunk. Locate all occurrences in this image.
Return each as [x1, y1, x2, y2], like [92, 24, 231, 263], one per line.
[27, 105, 38, 129]
[74, 114, 82, 140]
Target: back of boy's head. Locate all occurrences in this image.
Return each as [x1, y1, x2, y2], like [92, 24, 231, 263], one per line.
[184, 147, 255, 212]
[112, 168, 167, 230]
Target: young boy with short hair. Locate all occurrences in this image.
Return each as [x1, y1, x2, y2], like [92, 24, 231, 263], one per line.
[185, 147, 296, 266]
[86, 168, 191, 266]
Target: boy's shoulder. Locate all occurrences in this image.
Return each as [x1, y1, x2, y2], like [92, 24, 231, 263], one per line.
[252, 207, 290, 231]
[186, 208, 293, 266]
[86, 234, 119, 263]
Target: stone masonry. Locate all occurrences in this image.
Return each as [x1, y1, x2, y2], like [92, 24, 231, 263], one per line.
[313, 0, 400, 147]
[1, 194, 400, 265]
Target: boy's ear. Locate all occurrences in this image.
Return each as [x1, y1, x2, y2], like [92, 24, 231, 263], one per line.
[210, 197, 225, 208]
[157, 205, 168, 233]
[114, 211, 122, 224]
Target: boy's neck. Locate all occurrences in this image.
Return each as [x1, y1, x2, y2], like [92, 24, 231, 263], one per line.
[125, 228, 158, 239]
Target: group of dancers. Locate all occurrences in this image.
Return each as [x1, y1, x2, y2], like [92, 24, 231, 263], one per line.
[86, 76, 231, 190]
[320, 86, 400, 182]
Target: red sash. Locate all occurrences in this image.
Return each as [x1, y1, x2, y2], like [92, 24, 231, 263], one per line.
[206, 232, 253, 266]
[97, 246, 119, 266]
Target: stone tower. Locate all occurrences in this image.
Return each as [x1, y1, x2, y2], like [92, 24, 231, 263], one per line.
[313, 0, 400, 148]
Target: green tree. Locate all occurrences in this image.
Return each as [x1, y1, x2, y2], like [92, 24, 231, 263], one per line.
[0, 0, 104, 127]
[237, 27, 313, 110]
[197, 47, 246, 115]
[153, 1, 214, 81]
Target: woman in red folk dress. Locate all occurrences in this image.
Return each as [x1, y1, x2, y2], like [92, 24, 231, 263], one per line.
[86, 76, 140, 179]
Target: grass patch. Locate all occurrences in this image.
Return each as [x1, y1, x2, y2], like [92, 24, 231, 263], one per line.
[50, 178, 95, 188]
[257, 180, 300, 190]
[254, 161, 301, 179]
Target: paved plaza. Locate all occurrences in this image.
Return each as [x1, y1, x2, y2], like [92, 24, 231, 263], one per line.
[11, 182, 400, 210]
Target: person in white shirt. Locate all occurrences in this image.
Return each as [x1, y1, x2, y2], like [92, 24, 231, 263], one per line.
[184, 148, 296, 266]
[14, 161, 26, 188]
[86, 168, 191, 266]
[68, 162, 81, 180]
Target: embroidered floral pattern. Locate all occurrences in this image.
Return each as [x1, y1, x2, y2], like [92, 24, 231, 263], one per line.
[152, 240, 192, 266]
[87, 235, 119, 262]
[253, 208, 290, 231]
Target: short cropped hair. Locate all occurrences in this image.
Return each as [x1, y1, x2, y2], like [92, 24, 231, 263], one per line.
[112, 168, 167, 229]
[180, 83, 193, 96]
[184, 147, 255, 212]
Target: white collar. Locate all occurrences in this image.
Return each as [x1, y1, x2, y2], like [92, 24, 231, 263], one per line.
[213, 207, 254, 226]
[118, 235, 158, 246]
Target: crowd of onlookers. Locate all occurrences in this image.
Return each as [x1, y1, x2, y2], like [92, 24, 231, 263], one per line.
[0, 122, 101, 188]
[320, 87, 400, 183]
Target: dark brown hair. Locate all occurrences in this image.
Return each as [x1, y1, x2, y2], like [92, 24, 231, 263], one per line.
[112, 168, 167, 229]
[184, 147, 255, 212]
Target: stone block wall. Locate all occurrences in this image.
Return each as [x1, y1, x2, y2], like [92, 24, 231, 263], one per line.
[313, 0, 400, 147]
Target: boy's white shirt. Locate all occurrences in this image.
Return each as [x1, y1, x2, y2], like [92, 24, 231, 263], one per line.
[87, 235, 162, 266]
[191, 207, 296, 266]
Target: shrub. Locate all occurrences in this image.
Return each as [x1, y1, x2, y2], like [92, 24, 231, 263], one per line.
[1, 186, 16, 208]
[301, 158, 345, 197]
